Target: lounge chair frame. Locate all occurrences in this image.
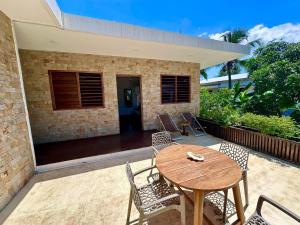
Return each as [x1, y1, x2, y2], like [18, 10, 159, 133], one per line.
[181, 112, 206, 136]
[157, 113, 182, 141]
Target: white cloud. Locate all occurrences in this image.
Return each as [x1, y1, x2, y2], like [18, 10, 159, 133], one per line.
[207, 23, 300, 44]
[198, 32, 208, 37]
[247, 23, 300, 43]
[208, 31, 228, 41]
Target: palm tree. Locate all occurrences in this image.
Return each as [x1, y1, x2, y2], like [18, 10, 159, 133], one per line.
[219, 29, 259, 88]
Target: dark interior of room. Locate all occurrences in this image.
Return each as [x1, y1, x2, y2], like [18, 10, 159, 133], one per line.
[117, 76, 142, 133]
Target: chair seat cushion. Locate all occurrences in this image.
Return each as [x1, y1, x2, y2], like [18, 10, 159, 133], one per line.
[138, 178, 180, 213]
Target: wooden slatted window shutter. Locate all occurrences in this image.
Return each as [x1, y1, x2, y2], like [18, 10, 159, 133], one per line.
[161, 75, 176, 103]
[176, 76, 190, 103]
[49, 71, 104, 110]
[79, 73, 103, 107]
[50, 71, 81, 109]
[161, 75, 190, 104]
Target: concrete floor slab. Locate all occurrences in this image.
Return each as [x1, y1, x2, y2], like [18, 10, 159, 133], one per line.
[1, 135, 299, 225]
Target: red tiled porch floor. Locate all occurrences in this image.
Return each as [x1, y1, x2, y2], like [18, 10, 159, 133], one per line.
[34, 130, 157, 165]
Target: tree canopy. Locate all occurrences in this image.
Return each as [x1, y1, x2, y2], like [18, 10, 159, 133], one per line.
[245, 41, 300, 116]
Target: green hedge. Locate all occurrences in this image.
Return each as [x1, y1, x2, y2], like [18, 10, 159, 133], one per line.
[240, 113, 300, 139]
[200, 88, 300, 139]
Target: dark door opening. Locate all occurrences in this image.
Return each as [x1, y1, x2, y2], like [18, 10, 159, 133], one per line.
[117, 76, 142, 133]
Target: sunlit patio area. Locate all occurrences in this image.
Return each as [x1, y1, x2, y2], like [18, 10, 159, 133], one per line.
[1, 2, 300, 224]
[1, 135, 299, 225]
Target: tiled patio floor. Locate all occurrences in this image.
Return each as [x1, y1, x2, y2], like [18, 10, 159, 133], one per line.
[1, 135, 299, 225]
[34, 130, 156, 165]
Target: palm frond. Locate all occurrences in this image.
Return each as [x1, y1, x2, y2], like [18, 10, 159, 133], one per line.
[230, 29, 248, 43]
[244, 82, 253, 91]
[233, 82, 241, 98]
[200, 69, 208, 80]
[219, 63, 228, 76]
[231, 63, 241, 74]
[221, 32, 229, 42]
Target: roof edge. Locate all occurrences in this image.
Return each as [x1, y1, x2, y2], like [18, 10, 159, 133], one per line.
[62, 13, 250, 56]
[41, 0, 63, 26]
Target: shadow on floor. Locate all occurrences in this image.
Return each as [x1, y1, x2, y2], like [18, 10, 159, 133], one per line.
[130, 191, 227, 225]
[34, 130, 157, 165]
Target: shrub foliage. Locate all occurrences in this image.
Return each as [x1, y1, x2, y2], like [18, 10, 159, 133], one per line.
[199, 88, 239, 126]
[199, 88, 300, 138]
[240, 113, 299, 138]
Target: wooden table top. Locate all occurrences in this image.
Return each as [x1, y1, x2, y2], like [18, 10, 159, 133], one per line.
[156, 144, 242, 191]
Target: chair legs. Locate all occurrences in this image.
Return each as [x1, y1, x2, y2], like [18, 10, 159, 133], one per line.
[138, 215, 144, 225]
[126, 190, 133, 225]
[221, 172, 249, 223]
[180, 195, 186, 225]
[149, 151, 156, 176]
[150, 155, 154, 167]
[126, 185, 186, 225]
[242, 171, 249, 207]
[222, 189, 228, 223]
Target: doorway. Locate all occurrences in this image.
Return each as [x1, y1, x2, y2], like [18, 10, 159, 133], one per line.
[116, 76, 142, 133]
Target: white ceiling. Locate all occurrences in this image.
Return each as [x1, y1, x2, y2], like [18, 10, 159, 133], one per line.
[14, 22, 246, 68]
[0, 0, 59, 25]
[1, 0, 250, 68]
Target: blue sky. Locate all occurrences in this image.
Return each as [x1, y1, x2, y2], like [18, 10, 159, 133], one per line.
[57, 0, 300, 78]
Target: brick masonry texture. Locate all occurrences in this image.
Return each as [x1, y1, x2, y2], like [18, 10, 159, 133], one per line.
[0, 11, 34, 211]
[20, 50, 200, 144]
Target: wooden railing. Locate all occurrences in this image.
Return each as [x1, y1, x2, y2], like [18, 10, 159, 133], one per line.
[198, 118, 300, 165]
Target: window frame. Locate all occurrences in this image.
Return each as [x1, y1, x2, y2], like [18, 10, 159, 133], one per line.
[160, 74, 191, 104]
[49, 70, 105, 110]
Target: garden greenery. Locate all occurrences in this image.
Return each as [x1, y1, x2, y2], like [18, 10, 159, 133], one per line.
[199, 88, 300, 139]
[200, 41, 300, 139]
[245, 41, 300, 116]
[199, 88, 239, 126]
[240, 113, 299, 139]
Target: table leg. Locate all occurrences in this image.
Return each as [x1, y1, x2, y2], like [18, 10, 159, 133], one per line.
[194, 190, 205, 225]
[176, 185, 194, 206]
[232, 183, 246, 224]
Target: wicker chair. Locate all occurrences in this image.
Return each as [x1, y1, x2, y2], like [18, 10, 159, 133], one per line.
[125, 162, 186, 225]
[245, 195, 300, 224]
[151, 131, 178, 167]
[206, 141, 250, 222]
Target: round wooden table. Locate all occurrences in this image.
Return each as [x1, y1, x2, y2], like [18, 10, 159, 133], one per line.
[156, 144, 245, 225]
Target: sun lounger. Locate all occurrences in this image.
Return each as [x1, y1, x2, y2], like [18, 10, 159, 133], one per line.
[157, 113, 182, 141]
[181, 112, 206, 136]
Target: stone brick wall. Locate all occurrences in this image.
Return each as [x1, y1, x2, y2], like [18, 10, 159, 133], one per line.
[20, 50, 200, 144]
[0, 11, 34, 211]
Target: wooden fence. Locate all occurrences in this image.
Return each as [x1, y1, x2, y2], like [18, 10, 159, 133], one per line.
[198, 118, 300, 165]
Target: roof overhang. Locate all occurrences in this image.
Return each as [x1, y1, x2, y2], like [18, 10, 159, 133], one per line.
[0, 0, 250, 68]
